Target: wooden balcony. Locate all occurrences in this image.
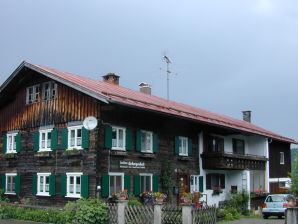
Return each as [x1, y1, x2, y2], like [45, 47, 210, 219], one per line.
[201, 151, 268, 170]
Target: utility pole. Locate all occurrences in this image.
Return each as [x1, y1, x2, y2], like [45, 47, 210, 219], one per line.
[163, 55, 172, 100]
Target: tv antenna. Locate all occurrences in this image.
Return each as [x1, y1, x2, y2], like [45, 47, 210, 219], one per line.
[163, 55, 172, 100]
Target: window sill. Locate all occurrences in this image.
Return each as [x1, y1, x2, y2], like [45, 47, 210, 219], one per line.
[111, 151, 128, 156]
[139, 153, 156, 159]
[178, 156, 192, 161]
[65, 195, 81, 198]
[5, 192, 16, 195]
[112, 148, 126, 151]
[36, 193, 50, 197]
[4, 153, 17, 159]
[34, 152, 51, 158]
[63, 150, 83, 156]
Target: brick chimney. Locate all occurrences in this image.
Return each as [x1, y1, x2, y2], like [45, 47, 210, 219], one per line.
[139, 82, 151, 95]
[102, 73, 120, 85]
[242, 110, 251, 123]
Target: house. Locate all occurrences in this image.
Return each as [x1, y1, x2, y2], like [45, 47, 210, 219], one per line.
[0, 61, 296, 206]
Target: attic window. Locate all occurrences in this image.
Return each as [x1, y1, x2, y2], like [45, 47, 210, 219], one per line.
[42, 82, 57, 101]
[26, 84, 40, 104]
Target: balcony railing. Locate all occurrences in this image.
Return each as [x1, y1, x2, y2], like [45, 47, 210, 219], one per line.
[201, 151, 268, 170]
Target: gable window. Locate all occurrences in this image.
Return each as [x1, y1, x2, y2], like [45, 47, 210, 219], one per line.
[208, 136, 224, 152]
[109, 172, 124, 196]
[280, 152, 285, 165]
[26, 84, 40, 104]
[112, 126, 126, 150]
[6, 133, 17, 153]
[68, 125, 82, 149]
[233, 139, 245, 155]
[206, 173, 225, 190]
[39, 129, 52, 151]
[141, 131, 153, 153]
[66, 173, 82, 198]
[42, 82, 57, 101]
[37, 173, 50, 196]
[179, 137, 188, 156]
[190, 175, 200, 193]
[140, 173, 152, 193]
[5, 173, 17, 194]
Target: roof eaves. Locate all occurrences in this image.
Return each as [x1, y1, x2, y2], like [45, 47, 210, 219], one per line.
[25, 62, 110, 104]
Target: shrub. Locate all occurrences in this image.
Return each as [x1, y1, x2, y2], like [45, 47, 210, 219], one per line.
[128, 196, 142, 206]
[227, 190, 249, 215]
[0, 188, 9, 203]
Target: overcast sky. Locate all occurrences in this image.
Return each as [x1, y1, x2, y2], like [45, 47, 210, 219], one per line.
[0, 0, 297, 142]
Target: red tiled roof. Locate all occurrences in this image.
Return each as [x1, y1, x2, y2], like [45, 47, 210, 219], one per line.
[28, 62, 296, 144]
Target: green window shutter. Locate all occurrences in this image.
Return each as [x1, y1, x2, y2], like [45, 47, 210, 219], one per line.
[136, 131, 141, 152]
[1, 174, 6, 190]
[153, 133, 158, 153]
[61, 128, 68, 150]
[16, 134, 22, 152]
[199, 176, 204, 192]
[82, 128, 89, 149]
[51, 129, 58, 150]
[104, 125, 112, 149]
[49, 174, 56, 196]
[101, 174, 110, 198]
[60, 174, 67, 196]
[188, 138, 192, 156]
[125, 128, 132, 151]
[32, 174, 37, 195]
[124, 175, 131, 194]
[81, 175, 89, 198]
[2, 136, 7, 153]
[33, 132, 39, 152]
[134, 175, 141, 196]
[174, 136, 179, 155]
[15, 175, 21, 194]
[153, 175, 159, 192]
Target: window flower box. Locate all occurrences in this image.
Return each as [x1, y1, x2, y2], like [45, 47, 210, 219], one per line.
[212, 187, 223, 195]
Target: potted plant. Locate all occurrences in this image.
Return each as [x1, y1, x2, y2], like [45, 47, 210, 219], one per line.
[180, 192, 194, 203]
[153, 192, 167, 203]
[212, 187, 223, 195]
[141, 191, 154, 204]
[112, 189, 128, 200]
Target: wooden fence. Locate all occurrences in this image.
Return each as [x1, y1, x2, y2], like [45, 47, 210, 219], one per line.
[109, 201, 217, 224]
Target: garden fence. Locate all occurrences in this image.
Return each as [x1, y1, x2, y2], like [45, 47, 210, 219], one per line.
[109, 201, 216, 224]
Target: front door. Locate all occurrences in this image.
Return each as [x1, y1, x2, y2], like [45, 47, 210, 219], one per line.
[177, 174, 189, 203]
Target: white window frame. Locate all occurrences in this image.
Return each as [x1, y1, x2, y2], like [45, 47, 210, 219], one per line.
[39, 129, 52, 152]
[141, 130, 153, 153]
[37, 173, 51, 196]
[66, 172, 82, 198]
[109, 172, 124, 197]
[140, 173, 153, 193]
[42, 81, 57, 101]
[112, 126, 126, 150]
[26, 84, 40, 104]
[5, 173, 17, 195]
[6, 133, 17, 154]
[67, 125, 83, 150]
[179, 136, 188, 156]
[190, 175, 200, 193]
[280, 152, 285, 165]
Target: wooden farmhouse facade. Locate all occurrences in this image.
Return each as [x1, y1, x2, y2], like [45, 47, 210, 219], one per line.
[0, 61, 296, 206]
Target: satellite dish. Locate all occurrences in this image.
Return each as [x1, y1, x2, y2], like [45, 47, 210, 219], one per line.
[83, 116, 98, 130]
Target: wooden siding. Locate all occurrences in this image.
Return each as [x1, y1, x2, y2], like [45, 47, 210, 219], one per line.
[269, 141, 291, 178]
[0, 72, 100, 133]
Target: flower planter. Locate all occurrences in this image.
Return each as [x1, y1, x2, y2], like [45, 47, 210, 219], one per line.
[118, 196, 127, 200]
[155, 198, 164, 203]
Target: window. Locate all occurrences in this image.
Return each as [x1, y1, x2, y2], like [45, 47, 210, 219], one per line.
[5, 173, 17, 194]
[66, 173, 82, 198]
[206, 173, 225, 190]
[140, 173, 152, 193]
[26, 84, 40, 104]
[179, 137, 188, 156]
[109, 172, 124, 195]
[280, 152, 285, 165]
[190, 175, 200, 193]
[68, 125, 83, 149]
[233, 139, 245, 155]
[208, 136, 224, 152]
[37, 173, 50, 196]
[39, 129, 52, 151]
[42, 82, 57, 101]
[6, 133, 17, 153]
[112, 126, 126, 150]
[141, 131, 153, 153]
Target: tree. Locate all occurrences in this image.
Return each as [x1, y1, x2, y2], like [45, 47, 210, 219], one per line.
[161, 160, 174, 202]
[290, 152, 298, 196]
